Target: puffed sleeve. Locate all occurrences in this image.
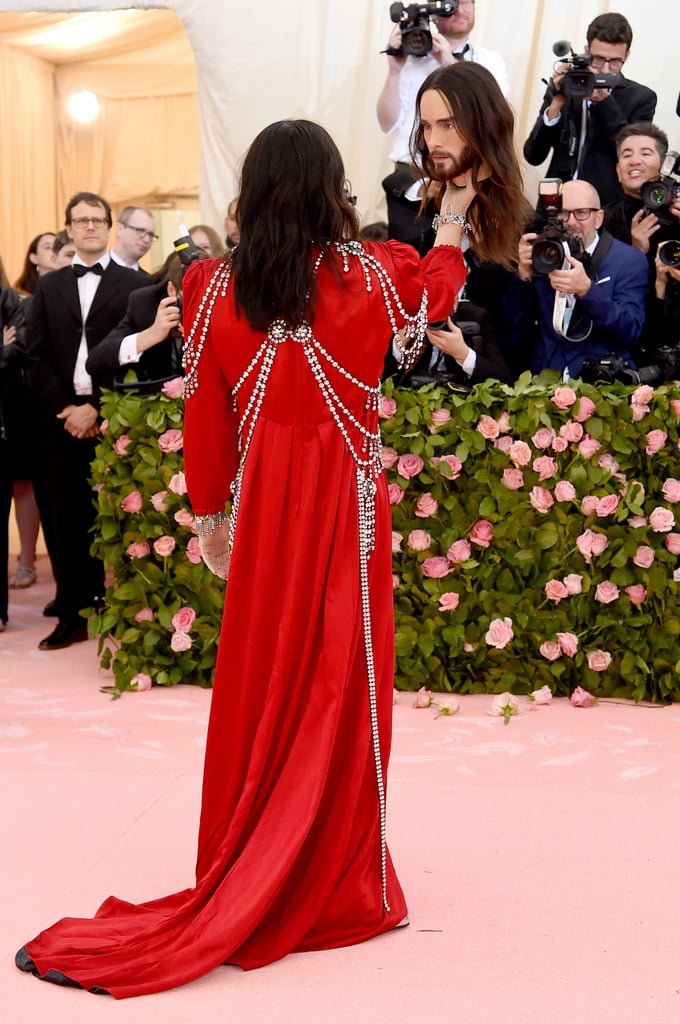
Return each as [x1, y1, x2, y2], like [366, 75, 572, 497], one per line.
[182, 260, 240, 516]
[366, 240, 467, 325]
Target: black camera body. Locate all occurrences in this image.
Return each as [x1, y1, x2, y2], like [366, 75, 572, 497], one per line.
[531, 181, 584, 276]
[551, 41, 620, 99]
[639, 150, 680, 226]
[580, 344, 680, 387]
[387, 1, 458, 58]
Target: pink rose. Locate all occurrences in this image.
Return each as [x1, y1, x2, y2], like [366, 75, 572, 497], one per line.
[433, 454, 463, 479]
[435, 696, 460, 716]
[559, 420, 584, 444]
[557, 631, 579, 656]
[631, 404, 649, 422]
[469, 519, 494, 548]
[554, 480, 576, 502]
[626, 584, 647, 605]
[413, 686, 433, 708]
[551, 436, 569, 453]
[581, 495, 599, 516]
[532, 427, 555, 450]
[633, 545, 655, 569]
[494, 435, 513, 452]
[649, 506, 675, 532]
[595, 581, 620, 604]
[158, 428, 184, 453]
[574, 396, 597, 422]
[162, 377, 184, 399]
[578, 435, 601, 459]
[174, 509, 195, 528]
[596, 494, 619, 517]
[186, 536, 202, 564]
[388, 484, 404, 505]
[563, 574, 583, 596]
[171, 606, 196, 632]
[415, 493, 438, 518]
[502, 468, 524, 490]
[533, 456, 556, 481]
[477, 414, 500, 440]
[631, 384, 654, 406]
[381, 446, 399, 469]
[529, 486, 554, 513]
[430, 407, 452, 429]
[585, 651, 611, 674]
[531, 685, 553, 705]
[628, 515, 648, 529]
[665, 533, 680, 555]
[126, 541, 150, 559]
[645, 429, 667, 455]
[463, 642, 475, 652]
[576, 529, 608, 562]
[675, 568, 680, 582]
[393, 574, 400, 589]
[552, 386, 577, 410]
[662, 479, 680, 504]
[508, 440, 532, 467]
[392, 531, 403, 553]
[114, 434, 132, 455]
[397, 453, 424, 479]
[447, 539, 472, 563]
[545, 579, 569, 601]
[539, 641, 562, 661]
[100, 419, 109, 434]
[438, 592, 460, 612]
[407, 529, 432, 551]
[170, 630, 192, 652]
[153, 535, 176, 557]
[379, 396, 398, 419]
[496, 412, 511, 433]
[671, 399, 680, 418]
[134, 607, 154, 622]
[421, 557, 451, 579]
[487, 692, 519, 721]
[151, 490, 170, 512]
[485, 616, 513, 649]
[121, 490, 143, 514]
[571, 683, 599, 704]
[131, 673, 152, 692]
[168, 472, 187, 495]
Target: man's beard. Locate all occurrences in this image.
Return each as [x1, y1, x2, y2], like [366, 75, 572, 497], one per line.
[428, 143, 475, 183]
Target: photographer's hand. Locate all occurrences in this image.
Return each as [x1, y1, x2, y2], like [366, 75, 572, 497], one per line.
[546, 66, 567, 119]
[548, 254, 592, 297]
[517, 233, 537, 282]
[136, 288, 182, 354]
[431, 28, 455, 66]
[630, 209, 660, 255]
[654, 253, 669, 299]
[427, 318, 469, 363]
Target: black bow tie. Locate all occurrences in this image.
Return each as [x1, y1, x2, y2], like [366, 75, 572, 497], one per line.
[452, 43, 470, 61]
[73, 263, 104, 278]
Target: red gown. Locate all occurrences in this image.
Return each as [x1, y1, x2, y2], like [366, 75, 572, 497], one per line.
[17, 241, 465, 998]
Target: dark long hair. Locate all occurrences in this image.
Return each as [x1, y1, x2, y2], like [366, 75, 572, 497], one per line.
[411, 62, 529, 268]
[232, 120, 359, 330]
[14, 232, 55, 295]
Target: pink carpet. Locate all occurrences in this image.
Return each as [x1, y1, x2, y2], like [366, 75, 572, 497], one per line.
[2, 557, 679, 1022]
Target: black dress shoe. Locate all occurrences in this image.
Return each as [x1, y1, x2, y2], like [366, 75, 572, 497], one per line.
[43, 599, 58, 617]
[38, 622, 89, 651]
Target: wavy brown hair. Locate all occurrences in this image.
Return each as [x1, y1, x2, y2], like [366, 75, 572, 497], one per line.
[411, 62, 530, 268]
[232, 120, 359, 330]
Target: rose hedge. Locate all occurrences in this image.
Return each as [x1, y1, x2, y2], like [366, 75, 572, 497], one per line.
[90, 373, 680, 701]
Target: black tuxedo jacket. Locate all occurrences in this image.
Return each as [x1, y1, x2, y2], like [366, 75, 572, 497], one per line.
[86, 277, 183, 389]
[23, 261, 142, 419]
[523, 76, 656, 207]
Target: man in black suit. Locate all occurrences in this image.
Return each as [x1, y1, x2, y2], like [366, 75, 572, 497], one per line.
[24, 191, 143, 649]
[523, 13, 656, 208]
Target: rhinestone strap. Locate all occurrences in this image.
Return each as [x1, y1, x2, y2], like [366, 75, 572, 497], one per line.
[194, 510, 229, 538]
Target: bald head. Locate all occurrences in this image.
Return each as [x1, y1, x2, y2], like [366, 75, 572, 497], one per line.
[562, 180, 601, 210]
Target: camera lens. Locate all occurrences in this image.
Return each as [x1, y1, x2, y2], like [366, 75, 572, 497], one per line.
[658, 240, 680, 268]
[532, 238, 565, 275]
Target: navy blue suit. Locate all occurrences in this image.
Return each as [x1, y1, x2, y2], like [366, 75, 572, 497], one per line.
[502, 232, 648, 377]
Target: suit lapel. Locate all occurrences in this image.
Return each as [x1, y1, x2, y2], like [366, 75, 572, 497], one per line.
[87, 264, 121, 323]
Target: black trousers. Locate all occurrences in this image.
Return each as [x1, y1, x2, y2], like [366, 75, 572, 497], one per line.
[0, 445, 12, 624]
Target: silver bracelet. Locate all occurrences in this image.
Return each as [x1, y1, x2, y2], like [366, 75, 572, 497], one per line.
[432, 211, 470, 234]
[194, 510, 229, 538]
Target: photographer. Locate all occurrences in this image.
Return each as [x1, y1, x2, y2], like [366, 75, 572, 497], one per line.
[523, 13, 656, 208]
[501, 179, 648, 378]
[646, 252, 680, 350]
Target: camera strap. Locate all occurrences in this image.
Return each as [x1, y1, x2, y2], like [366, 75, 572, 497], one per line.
[551, 243, 577, 337]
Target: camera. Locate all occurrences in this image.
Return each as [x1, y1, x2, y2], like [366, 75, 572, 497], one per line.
[173, 225, 203, 270]
[580, 344, 680, 387]
[639, 150, 680, 226]
[531, 178, 584, 276]
[386, 1, 458, 58]
[658, 239, 680, 268]
[550, 41, 620, 99]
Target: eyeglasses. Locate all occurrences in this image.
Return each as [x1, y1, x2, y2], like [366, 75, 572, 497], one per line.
[556, 208, 599, 223]
[120, 222, 159, 241]
[589, 55, 625, 72]
[70, 216, 109, 228]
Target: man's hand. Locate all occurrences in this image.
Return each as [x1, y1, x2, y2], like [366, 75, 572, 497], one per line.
[2, 325, 16, 345]
[137, 288, 182, 353]
[517, 232, 537, 282]
[588, 87, 610, 104]
[430, 28, 455, 66]
[57, 403, 100, 439]
[670, 195, 680, 224]
[427, 318, 469, 362]
[545, 66, 567, 118]
[548, 254, 592, 297]
[630, 208, 660, 254]
[384, 25, 407, 67]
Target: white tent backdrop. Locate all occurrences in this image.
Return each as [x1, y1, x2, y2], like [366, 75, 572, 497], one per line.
[0, 0, 678, 279]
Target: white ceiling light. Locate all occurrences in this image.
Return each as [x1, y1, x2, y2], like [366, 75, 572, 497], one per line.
[67, 89, 100, 124]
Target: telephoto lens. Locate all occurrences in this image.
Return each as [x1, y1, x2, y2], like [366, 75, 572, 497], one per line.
[658, 239, 680, 268]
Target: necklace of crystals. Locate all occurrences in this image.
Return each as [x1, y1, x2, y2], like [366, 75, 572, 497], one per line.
[182, 243, 433, 912]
